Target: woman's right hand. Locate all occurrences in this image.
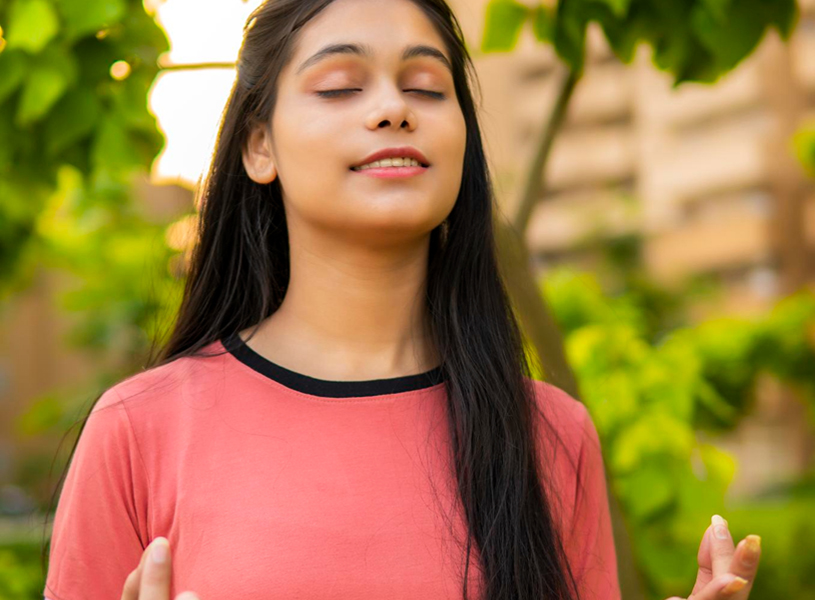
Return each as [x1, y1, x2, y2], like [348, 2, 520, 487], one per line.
[121, 537, 200, 600]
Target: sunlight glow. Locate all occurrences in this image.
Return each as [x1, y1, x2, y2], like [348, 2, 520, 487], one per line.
[149, 0, 264, 187]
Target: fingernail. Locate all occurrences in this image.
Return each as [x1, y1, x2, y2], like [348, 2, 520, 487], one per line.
[712, 514, 729, 540]
[150, 538, 169, 564]
[721, 575, 748, 595]
[741, 534, 761, 565]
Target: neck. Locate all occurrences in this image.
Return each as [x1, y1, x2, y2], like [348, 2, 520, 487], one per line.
[240, 229, 440, 381]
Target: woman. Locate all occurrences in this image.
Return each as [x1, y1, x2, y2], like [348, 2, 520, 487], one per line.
[42, 0, 762, 599]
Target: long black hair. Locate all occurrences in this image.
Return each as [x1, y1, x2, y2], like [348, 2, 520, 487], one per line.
[42, 1, 584, 599]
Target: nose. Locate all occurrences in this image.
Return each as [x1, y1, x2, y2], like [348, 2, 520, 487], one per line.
[364, 81, 417, 131]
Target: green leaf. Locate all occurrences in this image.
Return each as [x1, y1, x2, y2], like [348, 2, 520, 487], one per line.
[5, 0, 60, 53]
[109, 70, 155, 132]
[611, 411, 694, 473]
[637, 528, 695, 592]
[481, 0, 800, 84]
[91, 115, 142, 174]
[15, 48, 77, 126]
[481, 0, 530, 52]
[699, 0, 731, 21]
[695, 379, 737, 423]
[693, 0, 798, 74]
[599, 9, 649, 64]
[698, 442, 737, 490]
[617, 461, 677, 520]
[0, 110, 14, 167]
[531, 4, 553, 42]
[582, 370, 640, 435]
[598, 0, 632, 18]
[551, 0, 589, 73]
[0, 50, 28, 104]
[691, 5, 766, 73]
[675, 466, 727, 521]
[56, 0, 126, 41]
[771, 0, 799, 39]
[44, 88, 101, 156]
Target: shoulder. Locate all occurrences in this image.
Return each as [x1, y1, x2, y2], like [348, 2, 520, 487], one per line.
[524, 376, 591, 453]
[96, 339, 228, 423]
[526, 380, 620, 598]
[525, 377, 585, 417]
[523, 377, 601, 519]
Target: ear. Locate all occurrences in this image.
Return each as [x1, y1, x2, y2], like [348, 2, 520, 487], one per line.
[242, 122, 277, 184]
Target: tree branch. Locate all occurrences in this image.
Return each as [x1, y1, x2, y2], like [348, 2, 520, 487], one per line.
[512, 66, 579, 235]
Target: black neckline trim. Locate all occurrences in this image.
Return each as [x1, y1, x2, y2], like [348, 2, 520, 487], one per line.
[220, 331, 445, 398]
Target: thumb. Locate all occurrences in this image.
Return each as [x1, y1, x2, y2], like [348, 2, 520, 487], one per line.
[140, 537, 173, 598]
[690, 573, 749, 600]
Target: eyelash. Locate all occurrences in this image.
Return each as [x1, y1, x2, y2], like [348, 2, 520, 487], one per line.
[316, 88, 445, 100]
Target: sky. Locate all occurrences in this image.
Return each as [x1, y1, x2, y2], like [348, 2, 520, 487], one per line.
[149, 0, 264, 187]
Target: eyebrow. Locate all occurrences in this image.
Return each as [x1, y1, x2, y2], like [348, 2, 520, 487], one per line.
[295, 42, 453, 75]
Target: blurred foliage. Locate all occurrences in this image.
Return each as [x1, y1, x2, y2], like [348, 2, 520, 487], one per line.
[482, 0, 798, 84]
[483, 4, 812, 596]
[0, 542, 44, 600]
[6, 164, 188, 503]
[726, 480, 815, 600]
[0, 0, 187, 494]
[513, 205, 815, 600]
[0, 0, 171, 302]
[537, 229, 815, 599]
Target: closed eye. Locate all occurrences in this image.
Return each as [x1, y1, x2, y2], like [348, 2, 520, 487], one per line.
[316, 89, 445, 99]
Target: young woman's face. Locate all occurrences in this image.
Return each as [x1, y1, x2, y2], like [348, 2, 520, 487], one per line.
[245, 0, 466, 244]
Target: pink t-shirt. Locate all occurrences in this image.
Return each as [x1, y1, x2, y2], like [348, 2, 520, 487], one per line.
[44, 334, 619, 600]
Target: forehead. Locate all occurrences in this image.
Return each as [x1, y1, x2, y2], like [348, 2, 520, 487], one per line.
[287, 0, 448, 71]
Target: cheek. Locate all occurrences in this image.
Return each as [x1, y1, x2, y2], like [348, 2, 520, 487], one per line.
[434, 109, 467, 205]
[433, 109, 467, 175]
[430, 102, 466, 150]
[451, 111, 468, 155]
[279, 116, 340, 162]
[272, 100, 352, 180]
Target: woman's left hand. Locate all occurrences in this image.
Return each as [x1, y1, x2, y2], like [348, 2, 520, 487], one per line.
[665, 514, 762, 600]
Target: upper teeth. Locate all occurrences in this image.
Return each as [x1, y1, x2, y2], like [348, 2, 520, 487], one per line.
[352, 157, 423, 170]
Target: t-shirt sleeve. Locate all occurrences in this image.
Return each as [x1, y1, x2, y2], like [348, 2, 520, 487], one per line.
[43, 386, 151, 600]
[566, 401, 621, 600]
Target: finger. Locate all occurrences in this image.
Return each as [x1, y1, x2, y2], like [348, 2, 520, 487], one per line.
[121, 542, 155, 600]
[726, 535, 761, 599]
[139, 536, 173, 600]
[137, 540, 153, 570]
[690, 524, 714, 597]
[708, 515, 735, 578]
[175, 593, 200, 600]
[121, 568, 141, 600]
[689, 573, 748, 600]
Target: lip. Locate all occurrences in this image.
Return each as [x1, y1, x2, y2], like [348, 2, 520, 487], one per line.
[350, 146, 430, 169]
[350, 165, 428, 179]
